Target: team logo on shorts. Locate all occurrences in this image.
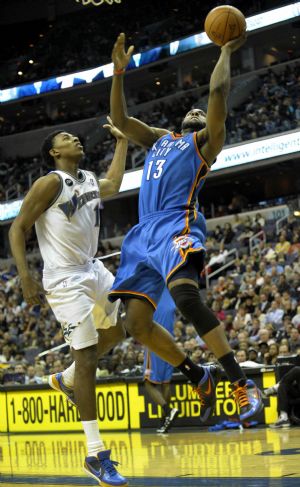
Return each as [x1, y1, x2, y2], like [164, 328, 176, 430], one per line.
[62, 322, 77, 340]
[172, 235, 192, 252]
[65, 179, 73, 186]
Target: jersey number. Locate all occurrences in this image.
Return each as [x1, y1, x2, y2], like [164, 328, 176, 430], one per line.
[146, 159, 166, 181]
[94, 204, 101, 227]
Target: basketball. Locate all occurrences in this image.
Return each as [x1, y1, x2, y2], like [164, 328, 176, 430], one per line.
[204, 5, 246, 46]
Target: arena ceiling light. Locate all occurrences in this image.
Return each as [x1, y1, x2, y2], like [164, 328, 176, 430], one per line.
[1, 2, 300, 103]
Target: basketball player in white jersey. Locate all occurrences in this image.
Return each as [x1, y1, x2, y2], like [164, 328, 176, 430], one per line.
[9, 117, 129, 486]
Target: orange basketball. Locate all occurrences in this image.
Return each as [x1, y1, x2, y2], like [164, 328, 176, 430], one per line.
[204, 5, 246, 46]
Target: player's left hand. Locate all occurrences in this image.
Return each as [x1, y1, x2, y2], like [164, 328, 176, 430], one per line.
[103, 116, 127, 140]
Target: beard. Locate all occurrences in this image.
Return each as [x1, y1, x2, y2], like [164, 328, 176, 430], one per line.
[181, 118, 206, 132]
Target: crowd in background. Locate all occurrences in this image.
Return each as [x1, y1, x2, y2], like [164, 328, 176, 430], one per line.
[1, 62, 299, 202]
[1, 0, 284, 89]
[1, 210, 299, 385]
[1, 62, 299, 139]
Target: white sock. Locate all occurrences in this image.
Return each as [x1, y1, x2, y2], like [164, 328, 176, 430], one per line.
[279, 411, 288, 421]
[61, 362, 76, 388]
[82, 420, 105, 457]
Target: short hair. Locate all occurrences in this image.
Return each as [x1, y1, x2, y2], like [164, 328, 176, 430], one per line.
[41, 130, 64, 167]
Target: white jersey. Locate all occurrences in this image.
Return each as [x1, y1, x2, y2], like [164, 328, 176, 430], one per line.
[35, 169, 101, 270]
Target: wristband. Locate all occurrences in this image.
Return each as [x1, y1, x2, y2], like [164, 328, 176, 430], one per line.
[114, 68, 125, 75]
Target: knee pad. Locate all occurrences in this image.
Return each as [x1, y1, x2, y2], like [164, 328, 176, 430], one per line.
[169, 284, 219, 336]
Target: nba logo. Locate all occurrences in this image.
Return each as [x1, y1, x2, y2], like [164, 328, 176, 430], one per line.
[172, 235, 192, 251]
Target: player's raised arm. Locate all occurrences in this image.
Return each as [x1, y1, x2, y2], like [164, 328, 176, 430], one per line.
[110, 33, 169, 148]
[98, 116, 128, 199]
[199, 34, 247, 165]
[8, 174, 61, 305]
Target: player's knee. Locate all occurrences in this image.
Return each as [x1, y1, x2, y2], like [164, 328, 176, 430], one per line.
[169, 283, 219, 336]
[169, 283, 200, 319]
[115, 319, 126, 342]
[125, 316, 152, 340]
[105, 320, 126, 349]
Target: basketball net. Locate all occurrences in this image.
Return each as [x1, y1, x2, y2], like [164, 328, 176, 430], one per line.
[76, 0, 122, 6]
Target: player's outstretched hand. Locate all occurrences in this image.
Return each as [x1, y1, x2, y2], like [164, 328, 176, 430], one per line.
[103, 116, 127, 140]
[112, 32, 134, 71]
[222, 32, 247, 53]
[20, 275, 46, 306]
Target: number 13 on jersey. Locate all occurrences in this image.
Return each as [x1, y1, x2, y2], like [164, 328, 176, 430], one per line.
[146, 159, 166, 181]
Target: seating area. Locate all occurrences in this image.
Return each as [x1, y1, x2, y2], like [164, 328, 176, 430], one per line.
[1, 210, 299, 385]
[1, 61, 299, 203]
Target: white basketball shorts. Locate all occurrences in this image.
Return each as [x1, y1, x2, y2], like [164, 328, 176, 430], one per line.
[43, 259, 120, 350]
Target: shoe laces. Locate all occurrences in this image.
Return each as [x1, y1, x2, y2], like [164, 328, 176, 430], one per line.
[193, 386, 205, 406]
[231, 385, 250, 409]
[101, 458, 120, 477]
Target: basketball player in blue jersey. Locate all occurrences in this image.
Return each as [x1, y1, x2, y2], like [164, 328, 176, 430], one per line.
[143, 287, 179, 434]
[108, 33, 263, 423]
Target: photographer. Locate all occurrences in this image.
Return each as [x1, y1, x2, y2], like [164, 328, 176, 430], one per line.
[266, 366, 300, 428]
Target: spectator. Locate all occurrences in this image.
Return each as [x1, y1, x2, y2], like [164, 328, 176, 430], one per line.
[258, 328, 272, 345]
[248, 347, 260, 363]
[236, 350, 248, 363]
[25, 365, 43, 384]
[264, 342, 279, 365]
[289, 328, 300, 353]
[222, 223, 235, 244]
[292, 306, 300, 328]
[233, 306, 252, 330]
[265, 301, 285, 329]
[275, 234, 291, 255]
[278, 343, 291, 356]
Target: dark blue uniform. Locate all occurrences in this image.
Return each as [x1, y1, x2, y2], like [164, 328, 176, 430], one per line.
[109, 131, 210, 307]
[143, 287, 176, 383]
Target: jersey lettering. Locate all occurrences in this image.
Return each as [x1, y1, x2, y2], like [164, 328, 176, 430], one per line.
[58, 190, 99, 221]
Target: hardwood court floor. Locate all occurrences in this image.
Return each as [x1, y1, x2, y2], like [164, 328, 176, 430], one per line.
[1, 427, 300, 486]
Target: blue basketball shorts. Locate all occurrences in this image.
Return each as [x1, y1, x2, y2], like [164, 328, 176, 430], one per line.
[108, 209, 206, 308]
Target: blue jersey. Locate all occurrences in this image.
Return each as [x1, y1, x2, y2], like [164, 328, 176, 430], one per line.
[109, 132, 210, 307]
[139, 131, 210, 228]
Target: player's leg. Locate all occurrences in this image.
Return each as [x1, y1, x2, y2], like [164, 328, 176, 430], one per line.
[71, 315, 127, 486]
[124, 297, 222, 422]
[144, 344, 179, 433]
[108, 234, 221, 421]
[144, 381, 178, 434]
[161, 383, 171, 406]
[145, 380, 168, 409]
[124, 298, 187, 365]
[51, 318, 125, 393]
[156, 382, 179, 434]
[46, 267, 127, 486]
[72, 342, 99, 421]
[270, 381, 291, 428]
[168, 255, 263, 421]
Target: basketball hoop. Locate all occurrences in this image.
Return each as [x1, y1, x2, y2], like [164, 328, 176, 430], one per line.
[75, 0, 122, 6]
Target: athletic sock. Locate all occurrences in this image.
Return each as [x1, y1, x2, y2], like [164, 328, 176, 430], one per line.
[218, 351, 246, 385]
[82, 420, 105, 457]
[177, 356, 205, 384]
[62, 362, 76, 388]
